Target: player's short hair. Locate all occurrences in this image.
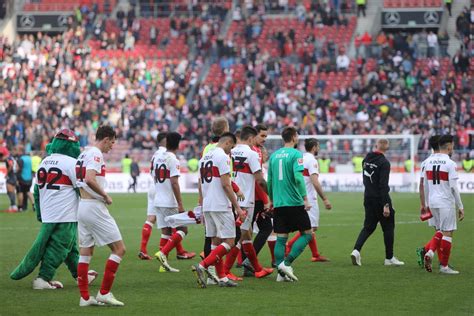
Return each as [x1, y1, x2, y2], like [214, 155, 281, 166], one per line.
[281, 127, 297, 143]
[211, 117, 229, 137]
[219, 132, 237, 144]
[255, 123, 268, 133]
[96, 125, 116, 141]
[240, 125, 258, 141]
[166, 132, 182, 151]
[157, 132, 168, 144]
[429, 135, 440, 151]
[305, 138, 319, 152]
[439, 134, 454, 149]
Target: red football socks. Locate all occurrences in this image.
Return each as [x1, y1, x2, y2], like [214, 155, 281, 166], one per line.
[200, 244, 230, 269]
[100, 255, 122, 295]
[160, 235, 170, 250]
[225, 245, 241, 273]
[161, 231, 185, 256]
[242, 241, 262, 272]
[140, 222, 153, 253]
[215, 258, 226, 279]
[439, 236, 452, 267]
[308, 233, 319, 257]
[427, 231, 443, 252]
[77, 258, 90, 300]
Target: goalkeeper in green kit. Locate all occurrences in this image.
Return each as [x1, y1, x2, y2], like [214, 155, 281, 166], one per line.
[267, 127, 312, 282]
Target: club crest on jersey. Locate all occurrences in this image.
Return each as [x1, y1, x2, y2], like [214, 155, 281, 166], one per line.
[94, 156, 101, 162]
[298, 158, 303, 165]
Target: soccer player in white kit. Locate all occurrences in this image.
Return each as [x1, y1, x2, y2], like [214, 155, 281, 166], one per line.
[192, 133, 246, 288]
[76, 126, 126, 306]
[416, 135, 440, 267]
[286, 138, 332, 262]
[139, 132, 194, 261]
[138, 132, 167, 260]
[153, 132, 190, 272]
[422, 135, 465, 274]
[225, 126, 273, 279]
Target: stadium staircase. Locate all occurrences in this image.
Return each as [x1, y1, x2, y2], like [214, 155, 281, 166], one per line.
[445, 0, 470, 57]
[349, 0, 383, 57]
[186, 0, 237, 103]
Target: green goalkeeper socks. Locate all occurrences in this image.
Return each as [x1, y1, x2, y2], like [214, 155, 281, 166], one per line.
[275, 236, 288, 266]
[285, 233, 312, 266]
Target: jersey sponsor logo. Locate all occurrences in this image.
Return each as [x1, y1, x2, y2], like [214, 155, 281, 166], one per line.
[297, 158, 303, 165]
[94, 156, 101, 163]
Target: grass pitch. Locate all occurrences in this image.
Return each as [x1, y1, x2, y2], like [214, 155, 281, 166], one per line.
[0, 192, 473, 315]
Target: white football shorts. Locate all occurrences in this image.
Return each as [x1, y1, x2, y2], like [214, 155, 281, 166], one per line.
[240, 206, 255, 232]
[153, 207, 179, 229]
[78, 199, 122, 247]
[204, 211, 236, 239]
[146, 186, 156, 216]
[308, 202, 320, 228]
[430, 207, 457, 231]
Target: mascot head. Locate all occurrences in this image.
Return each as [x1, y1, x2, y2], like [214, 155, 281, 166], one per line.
[46, 129, 81, 159]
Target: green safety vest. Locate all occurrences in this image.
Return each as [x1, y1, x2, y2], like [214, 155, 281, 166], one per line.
[356, 0, 366, 5]
[352, 156, 364, 173]
[462, 159, 472, 172]
[188, 158, 199, 173]
[31, 155, 42, 173]
[121, 158, 132, 174]
[318, 158, 331, 173]
[404, 159, 413, 172]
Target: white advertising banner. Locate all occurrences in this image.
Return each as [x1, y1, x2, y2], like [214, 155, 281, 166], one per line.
[0, 172, 472, 194]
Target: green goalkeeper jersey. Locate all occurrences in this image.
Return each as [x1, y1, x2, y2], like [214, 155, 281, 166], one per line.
[268, 147, 306, 208]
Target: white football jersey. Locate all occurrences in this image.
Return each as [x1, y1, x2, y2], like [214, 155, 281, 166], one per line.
[37, 153, 79, 223]
[423, 153, 458, 209]
[200, 147, 232, 212]
[152, 151, 181, 208]
[303, 152, 319, 203]
[231, 144, 261, 208]
[76, 146, 107, 201]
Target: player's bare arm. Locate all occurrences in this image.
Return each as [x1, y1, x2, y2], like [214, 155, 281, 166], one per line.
[254, 170, 268, 194]
[84, 169, 112, 204]
[221, 173, 245, 221]
[197, 180, 203, 206]
[170, 176, 184, 212]
[419, 179, 426, 213]
[310, 173, 331, 210]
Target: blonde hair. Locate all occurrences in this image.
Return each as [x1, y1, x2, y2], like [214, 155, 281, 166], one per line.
[211, 117, 229, 137]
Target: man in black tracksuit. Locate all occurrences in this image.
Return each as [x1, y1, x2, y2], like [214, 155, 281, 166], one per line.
[350, 139, 405, 266]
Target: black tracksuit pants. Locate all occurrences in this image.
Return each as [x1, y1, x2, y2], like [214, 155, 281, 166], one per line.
[354, 198, 395, 259]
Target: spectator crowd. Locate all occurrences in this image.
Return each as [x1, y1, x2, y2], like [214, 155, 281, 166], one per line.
[0, 1, 472, 164]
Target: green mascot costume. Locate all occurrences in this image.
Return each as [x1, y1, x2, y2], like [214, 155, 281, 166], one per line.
[10, 129, 97, 289]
